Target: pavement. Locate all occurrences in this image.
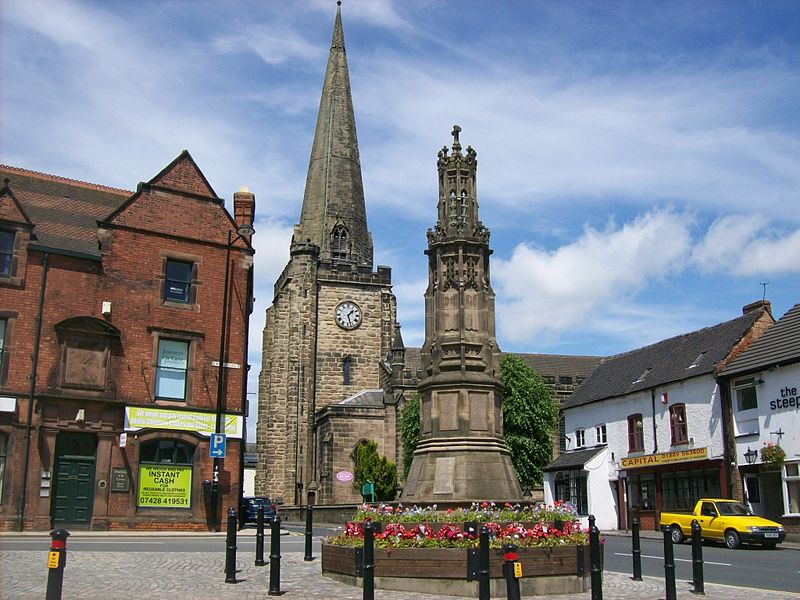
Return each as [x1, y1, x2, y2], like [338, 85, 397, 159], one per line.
[1, 526, 798, 599]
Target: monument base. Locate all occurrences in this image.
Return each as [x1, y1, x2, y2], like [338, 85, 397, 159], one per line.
[402, 437, 523, 502]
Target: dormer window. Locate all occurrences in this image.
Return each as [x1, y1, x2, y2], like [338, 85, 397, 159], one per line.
[332, 225, 349, 261]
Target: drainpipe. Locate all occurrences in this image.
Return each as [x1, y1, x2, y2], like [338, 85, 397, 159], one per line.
[18, 251, 49, 531]
[311, 279, 320, 484]
[651, 389, 658, 454]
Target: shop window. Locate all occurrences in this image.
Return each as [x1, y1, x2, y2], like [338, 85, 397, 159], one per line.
[155, 339, 189, 401]
[575, 428, 585, 448]
[669, 404, 688, 445]
[342, 355, 351, 385]
[732, 377, 759, 435]
[138, 439, 194, 509]
[554, 470, 588, 515]
[595, 424, 607, 445]
[662, 469, 721, 510]
[0, 432, 6, 503]
[786, 462, 800, 514]
[0, 231, 13, 277]
[164, 259, 195, 303]
[331, 225, 349, 261]
[628, 413, 644, 452]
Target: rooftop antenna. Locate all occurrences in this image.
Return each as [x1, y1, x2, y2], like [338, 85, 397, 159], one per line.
[760, 281, 769, 302]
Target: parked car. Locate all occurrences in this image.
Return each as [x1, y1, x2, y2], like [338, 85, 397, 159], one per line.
[239, 497, 277, 528]
[660, 498, 785, 549]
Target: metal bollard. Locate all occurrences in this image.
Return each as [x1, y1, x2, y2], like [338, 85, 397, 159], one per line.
[691, 520, 705, 595]
[478, 525, 490, 600]
[662, 525, 677, 600]
[363, 522, 375, 600]
[631, 517, 643, 581]
[501, 544, 522, 600]
[589, 515, 603, 600]
[46, 529, 70, 600]
[268, 515, 282, 595]
[255, 505, 266, 567]
[225, 508, 238, 583]
[304, 504, 314, 561]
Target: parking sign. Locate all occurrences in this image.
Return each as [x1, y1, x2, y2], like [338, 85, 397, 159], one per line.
[210, 433, 227, 458]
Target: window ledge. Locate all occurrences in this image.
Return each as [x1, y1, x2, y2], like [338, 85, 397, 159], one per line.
[161, 300, 200, 312]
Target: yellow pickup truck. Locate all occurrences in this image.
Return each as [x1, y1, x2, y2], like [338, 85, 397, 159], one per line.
[660, 499, 785, 549]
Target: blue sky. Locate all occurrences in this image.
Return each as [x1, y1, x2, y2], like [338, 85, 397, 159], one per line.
[3, 1, 800, 439]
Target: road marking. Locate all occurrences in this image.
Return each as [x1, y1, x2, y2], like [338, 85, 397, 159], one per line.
[613, 552, 731, 566]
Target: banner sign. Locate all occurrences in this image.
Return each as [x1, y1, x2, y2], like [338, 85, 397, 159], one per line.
[124, 406, 243, 438]
[137, 465, 192, 508]
[621, 447, 708, 469]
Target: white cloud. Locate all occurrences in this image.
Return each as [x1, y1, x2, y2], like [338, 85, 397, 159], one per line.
[493, 209, 693, 344]
[692, 214, 800, 276]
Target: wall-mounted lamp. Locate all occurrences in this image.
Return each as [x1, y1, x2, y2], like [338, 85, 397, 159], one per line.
[755, 378, 765, 385]
[744, 446, 758, 465]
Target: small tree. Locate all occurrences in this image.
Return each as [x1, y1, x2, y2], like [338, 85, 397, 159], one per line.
[352, 439, 398, 501]
[501, 354, 558, 490]
[399, 393, 421, 479]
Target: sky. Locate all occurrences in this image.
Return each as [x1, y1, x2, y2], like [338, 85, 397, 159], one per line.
[3, 0, 800, 440]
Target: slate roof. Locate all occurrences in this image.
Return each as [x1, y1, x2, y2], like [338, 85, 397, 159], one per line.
[339, 389, 385, 407]
[719, 303, 800, 376]
[0, 165, 131, 258]
[544, 446, 605, 472]
[514, 353, 602, 380]
[562, 308, 769, 409]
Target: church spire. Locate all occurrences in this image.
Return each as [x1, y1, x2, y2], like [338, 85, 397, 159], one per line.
[292, 2, 373, 267]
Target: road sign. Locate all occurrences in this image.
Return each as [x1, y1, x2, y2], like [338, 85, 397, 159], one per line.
[210, 433, 227, 458]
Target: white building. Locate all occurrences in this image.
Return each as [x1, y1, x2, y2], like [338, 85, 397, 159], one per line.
[719, 303, 800, 537]
[544, 302, 773, 531]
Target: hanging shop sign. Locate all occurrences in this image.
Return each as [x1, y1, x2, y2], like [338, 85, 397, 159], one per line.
[621, 447, 708, 469]
[137, 464, 192, 508]
[124, 406, 243, 438]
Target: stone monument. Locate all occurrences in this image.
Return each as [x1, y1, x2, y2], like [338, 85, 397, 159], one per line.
[402, 126, 523, 502]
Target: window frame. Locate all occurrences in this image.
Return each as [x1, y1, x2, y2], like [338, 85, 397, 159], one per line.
[595, 423, 607, 445]
[342, 355, 352, 385]
[0, 230, 13, 277]
[0, 318, 6, 382]
[575, 428, 586, 448]
[155, 338, 190, 402]
[0, 432, 6, 504]
[733, 377, 758, 412]
[163, 258, 195, 304]
[554, 470, 588, 515]
[628, 413, 644, 452]
[331, 225, 349, 261]
[669, 403, 689, 445]
[137, 438, 195, 510]
[785, 462, 800, 515]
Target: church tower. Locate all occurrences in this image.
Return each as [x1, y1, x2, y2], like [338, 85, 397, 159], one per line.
[256, 4, 396, 506]
[402, 126, 522, 502]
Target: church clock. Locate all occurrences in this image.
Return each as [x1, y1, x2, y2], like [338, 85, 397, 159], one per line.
[335, 301, 362, 330]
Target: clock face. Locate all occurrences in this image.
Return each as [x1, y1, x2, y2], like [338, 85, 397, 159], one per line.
[335, 301, 362, 330]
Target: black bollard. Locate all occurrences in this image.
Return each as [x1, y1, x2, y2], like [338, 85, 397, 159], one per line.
[304, 504, 314, 561]
[662, 525, 677, 600]
[691, 519, 705, 595]
[501, 544, 522, 600]
[225, 508, 238, 583]
[631, 517, 643, 581]
[363, 522, 375, 600]
[478, 525, 490, 600]
[589, 515, 603, 600]
[268, 514, 282, 595]
[46, 529, 70, 600]
[255, 505, 266, 567]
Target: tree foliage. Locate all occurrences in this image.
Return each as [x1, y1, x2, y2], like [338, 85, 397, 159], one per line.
[352, 439, 398, 501]
[501, 354, 559, 490]
[398, 393, 421, 479]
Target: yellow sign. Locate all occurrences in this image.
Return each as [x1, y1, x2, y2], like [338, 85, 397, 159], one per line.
[621, 447, 708, 469]
[137, 465, 192, 508]
[125, 407, 242, 438]
[47, 551, 60, 569]
[513, 562, 523, 578]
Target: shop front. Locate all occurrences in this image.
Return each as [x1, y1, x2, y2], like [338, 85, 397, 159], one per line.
[621, 447, 726, 530]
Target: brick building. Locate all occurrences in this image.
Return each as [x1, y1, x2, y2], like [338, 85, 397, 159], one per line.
[0, 152, 254, 531]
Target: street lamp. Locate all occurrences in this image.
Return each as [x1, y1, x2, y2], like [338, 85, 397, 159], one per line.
[744, 447, 758, 465]
[210, 223, 254, 532]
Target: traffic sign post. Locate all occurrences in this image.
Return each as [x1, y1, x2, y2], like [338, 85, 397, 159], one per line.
[210, 433, 227, 458]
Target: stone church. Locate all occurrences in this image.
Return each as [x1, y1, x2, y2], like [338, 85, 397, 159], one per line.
[255, 6, 600, 507]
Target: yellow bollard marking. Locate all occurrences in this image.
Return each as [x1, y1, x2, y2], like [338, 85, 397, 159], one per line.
[513, 562, 523, 578]
[47, 551, 60, 569]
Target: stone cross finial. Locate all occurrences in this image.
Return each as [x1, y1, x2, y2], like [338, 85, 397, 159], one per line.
[452, 125, 461, 145]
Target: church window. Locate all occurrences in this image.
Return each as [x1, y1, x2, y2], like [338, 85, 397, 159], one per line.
[343, 356, 351, 385]
[332, 226, 349, 261]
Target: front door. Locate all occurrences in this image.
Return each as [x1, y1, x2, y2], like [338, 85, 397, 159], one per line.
[52, 432, 97, 527]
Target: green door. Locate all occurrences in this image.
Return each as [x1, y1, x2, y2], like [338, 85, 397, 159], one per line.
[52, 433, 97, 526]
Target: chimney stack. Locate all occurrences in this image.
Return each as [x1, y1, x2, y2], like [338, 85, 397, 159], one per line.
[742, 299, 772, 317]
[233, 186, 255, 240]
